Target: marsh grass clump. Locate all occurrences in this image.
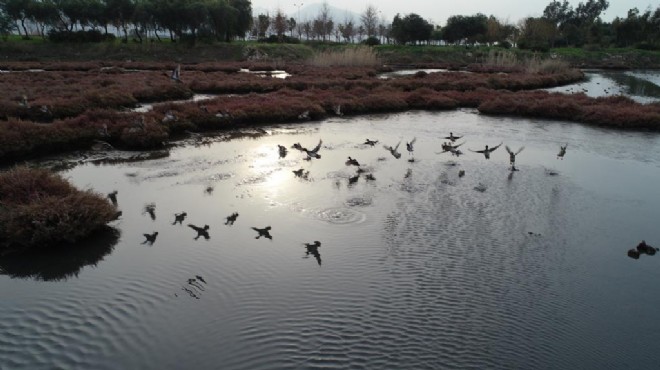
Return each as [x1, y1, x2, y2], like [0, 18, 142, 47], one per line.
[307, 46, 380, 67]
[0, 167, 119, 254]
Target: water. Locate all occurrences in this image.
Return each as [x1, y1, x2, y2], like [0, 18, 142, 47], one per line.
[2, 110, 660, 369]
[546, 69, 660, 104]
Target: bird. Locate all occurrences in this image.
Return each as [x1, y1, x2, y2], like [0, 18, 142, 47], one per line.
[636, 240, 658, 256]
[458, 170, 465, 178]
[444, 132, 462, 142]
[303, 139, 323, 159]
[292, 168, 309, 179]
[334, 104, 343, 116]
[277, 145, 287, 158]
[195, 275, 207, 284]
[441, 141, 465, 153]
[162, 110, 177, 123]
[107, 190, 118, 206]
[505, 145, 525, 168]
[252, 226, 272, 240]
[469, 142, 502, 159]
[142, 232, 158, 245]
[169, 64, 182, 83]
[291, 142, 305, 151]
[144, 203, 156, 220]
[364, 139, 379, 146]
[19, 94, 30, 108]
[225, 212, 239, 225]
[348, 173, 360, 185]
[346, 156, 360, 166]
[406, 137, 417, 157]
[628, 249, 640, 259]
[298, 110, 310, 120]
[304, 241, 322, 266]
[172, 212, 187, 225]
[557, 144, 568, 159]
[188, 224, 210, 240]
[384, 140, 402, 159]
[365, 173, 376, 181]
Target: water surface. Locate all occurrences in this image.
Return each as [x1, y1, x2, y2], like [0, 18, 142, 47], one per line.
[2, 110, 660, 369]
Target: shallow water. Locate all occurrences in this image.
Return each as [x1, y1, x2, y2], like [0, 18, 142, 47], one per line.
[2, 110, 660, 369]
[546, 69, 660, 104]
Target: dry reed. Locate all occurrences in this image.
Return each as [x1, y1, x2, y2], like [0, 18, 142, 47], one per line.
[307, 46, 381, 67]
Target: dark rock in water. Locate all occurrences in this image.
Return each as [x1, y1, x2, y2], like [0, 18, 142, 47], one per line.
[628, 249, 640, 259]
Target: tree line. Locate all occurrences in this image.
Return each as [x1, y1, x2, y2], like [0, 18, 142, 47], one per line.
[1, 0, 659, 50]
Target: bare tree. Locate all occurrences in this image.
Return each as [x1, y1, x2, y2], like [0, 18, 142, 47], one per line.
[360, 4, 379, 38]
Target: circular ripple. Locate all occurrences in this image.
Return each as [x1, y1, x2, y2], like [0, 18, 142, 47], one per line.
[314, 207, 367, 225]
[345, 196, 373, 207]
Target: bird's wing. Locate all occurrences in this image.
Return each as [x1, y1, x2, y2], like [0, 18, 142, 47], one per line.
[515, 146, 525, 155]
[505, 145, 513, 154]
[490, 142, 503, 152]
[251, 227, 259, 232]
[410, 137, 417, 145]
[383, 144, 392, 151]
[310, 139, 322, 153]
[454, 141, 465, 149]
[468, 148, 485, 153]
[393, 140, 401, 151]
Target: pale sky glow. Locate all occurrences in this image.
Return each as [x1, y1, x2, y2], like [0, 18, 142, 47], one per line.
[252, 0, 657, 25]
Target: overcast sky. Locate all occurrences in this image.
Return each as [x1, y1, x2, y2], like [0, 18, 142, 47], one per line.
[252, 0, 656, 25]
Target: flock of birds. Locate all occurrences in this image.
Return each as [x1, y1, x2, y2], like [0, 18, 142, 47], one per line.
[107, 188, 323, 266]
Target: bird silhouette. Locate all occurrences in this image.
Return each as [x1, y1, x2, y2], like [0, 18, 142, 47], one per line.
[172, 212, 187, 225]
[144, 203, 156, 220]
[142, 232, 158, 245]
[440, 141, 465, 154]
[107, 190, 118, 206]
[303, 139, 323, 159]
[348, 173, 360, 186]
[365, 173, 376, 181]
[406, 137, 417, 157]
[505, 145, 525, 167]
[303, 241, 322, 266]
[169, 64, 182, 83]
[292, 168, 309, 179]
[458, 170, 465, 178]
[225, 212, 239, 225]
[364, 139, 379, 146]
[384, 140, 402, 159]
[444, 132, 462, 142]
[291, 142, 305, 151]
[469, 142, 502, 159]
[278, 145, 288, 158]
[252, 226, 272, 240]
[188, 224, 210, 240]
[334, 104, 343, 116]
[557, 144, 568, 159]
[196, 275, 207, 284]
[346, 156, 360, 166]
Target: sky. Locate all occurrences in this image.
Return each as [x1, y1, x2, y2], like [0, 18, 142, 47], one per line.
[251, 0, 657, 25]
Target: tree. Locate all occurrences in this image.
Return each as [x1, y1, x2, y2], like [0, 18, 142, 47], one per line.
[441, 14, 488, 45]
[3, 0, 32, 37]
[314, 1, 332, 42]
[255, 13, 269, 38]
[360, 4, 378, 38]
[272, 9, 286, 41]
[391, 13, 433, 44]
[338, 18, 354, 43]
[287, 17, 295, 37]
[0, 8, 13, 39]
[518, 16, 555, 51]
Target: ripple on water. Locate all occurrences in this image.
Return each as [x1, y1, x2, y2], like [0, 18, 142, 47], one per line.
[312, 207, 367, 225]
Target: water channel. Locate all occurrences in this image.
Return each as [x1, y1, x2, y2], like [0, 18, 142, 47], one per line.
[1, 69, 660, 369]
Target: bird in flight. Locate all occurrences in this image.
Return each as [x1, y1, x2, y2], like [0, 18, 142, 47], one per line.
[384, 140, 402, 159]
[469, 142, 503, 159]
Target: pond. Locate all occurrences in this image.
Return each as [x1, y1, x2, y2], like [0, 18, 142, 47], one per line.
[2, 110, 660, 369]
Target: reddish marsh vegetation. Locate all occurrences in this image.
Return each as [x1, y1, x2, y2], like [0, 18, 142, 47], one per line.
[1, 61, 658, 162]
[0, 167, 119, 254]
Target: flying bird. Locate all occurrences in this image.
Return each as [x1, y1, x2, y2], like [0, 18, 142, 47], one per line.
[188, 224, 210, 240]
[505, 145, 525, 167]
[252, 226, 273, 240]
[172, 212, 187, 225]
[444, 132, 462, 142]
[557, 144, 568, 159]
[384, 140, 402, 159]
[469, 142, 503, 159]
[303, 241, 322, 266]
[142, 232, 158, 245]
[303, 139, 323, 159]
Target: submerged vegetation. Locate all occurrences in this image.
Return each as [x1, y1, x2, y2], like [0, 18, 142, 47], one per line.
[0, 167, 119, 254]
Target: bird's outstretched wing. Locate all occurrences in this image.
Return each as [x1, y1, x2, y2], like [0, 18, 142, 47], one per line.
[505, 145, 513, 155]
[410, 137, 417, 146]
[453, 141, 465, 149]
[468, 148, 485, 153]
[489, 142, 503, 152]
[393, 140, 401, 151]
[310, 139, 322, 153]
[515, 146, 525, 155]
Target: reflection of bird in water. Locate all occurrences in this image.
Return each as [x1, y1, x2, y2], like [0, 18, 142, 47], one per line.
[172, 212, 187, 225]
[225, 212, 239, 225]
[303, 241, 322, 266]
[188, 224, 210, 240]
[404, 168, 412, 178]
[252, 226, 272, 239]
[469, 142, 502, 159]
[505, 145, 525, 168]
[144, 203, 156, 220]
[364, 139, 379, 146]
[107, 190, 118, 205]
[278, 145, 287, 158]
[444, 132, 462, 142]
[557, 144, 568, 159]
[303, 139, 323, 159]
[346, 156, 360, 166]
[406, 137, 417, 157]
[142, 232, 158, 245]
[384, 140, 402, 159]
